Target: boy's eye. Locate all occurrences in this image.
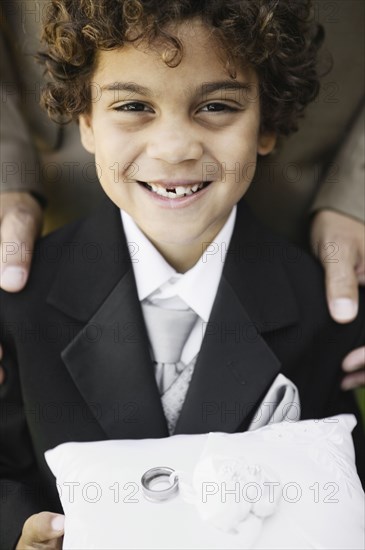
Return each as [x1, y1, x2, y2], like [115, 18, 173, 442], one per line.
[113, 102, 152, 112]
[200, 103, 237, 113]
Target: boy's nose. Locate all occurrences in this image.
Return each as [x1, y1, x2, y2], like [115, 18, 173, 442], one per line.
[146, 120, 203, 164]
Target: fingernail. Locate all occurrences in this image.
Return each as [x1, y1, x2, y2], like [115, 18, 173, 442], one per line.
[329, 299, 358, 322]
[51, 515, 65, 532]
[1, 267, 27, 291]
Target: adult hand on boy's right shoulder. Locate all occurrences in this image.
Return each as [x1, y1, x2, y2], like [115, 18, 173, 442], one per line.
[0, 191, 43, 292]
[16, 512, 64, 549]
[311, 209, 365, 389]
[0, 191, 43, 384]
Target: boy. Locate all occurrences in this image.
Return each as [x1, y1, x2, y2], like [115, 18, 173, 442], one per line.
[1, 0, 364, 547]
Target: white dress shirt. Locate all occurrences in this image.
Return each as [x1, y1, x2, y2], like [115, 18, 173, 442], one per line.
[121, 207, 236, 364]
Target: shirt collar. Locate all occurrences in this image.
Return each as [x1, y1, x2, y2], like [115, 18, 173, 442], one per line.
[121, 206, 236, 321]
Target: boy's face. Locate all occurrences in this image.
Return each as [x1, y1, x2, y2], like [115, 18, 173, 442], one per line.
[80, 20, 275, 264]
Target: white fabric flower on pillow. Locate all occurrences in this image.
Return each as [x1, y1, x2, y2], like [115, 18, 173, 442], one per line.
[179, 454, 281, 535]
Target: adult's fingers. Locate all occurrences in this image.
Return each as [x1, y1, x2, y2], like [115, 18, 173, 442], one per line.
[343, 347, 365, 372]
[341, 346, 365, 390]
[311, 210, 365, 324]
[0, 192, 43, 292]
[16, 512, 64, 549]
[341, 370, 365, 391]
[323, 245, 359, 323]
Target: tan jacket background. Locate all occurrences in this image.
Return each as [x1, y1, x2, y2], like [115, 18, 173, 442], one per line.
[1, 0, 364, 243]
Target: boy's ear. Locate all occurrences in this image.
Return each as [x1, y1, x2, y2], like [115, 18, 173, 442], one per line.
[79, 114, 95, 154]
[257, 132, 276, 156]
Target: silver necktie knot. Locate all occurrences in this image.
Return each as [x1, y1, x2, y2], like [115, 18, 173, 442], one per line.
[142, 303, 198, 393]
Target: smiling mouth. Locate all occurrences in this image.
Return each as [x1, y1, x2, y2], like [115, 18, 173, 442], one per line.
[137, 180, 212, 198]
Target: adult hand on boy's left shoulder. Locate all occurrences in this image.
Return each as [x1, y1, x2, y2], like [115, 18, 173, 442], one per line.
[311, 209, 365, 390]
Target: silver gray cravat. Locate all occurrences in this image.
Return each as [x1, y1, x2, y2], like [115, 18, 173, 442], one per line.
[141, 303, 198, 395]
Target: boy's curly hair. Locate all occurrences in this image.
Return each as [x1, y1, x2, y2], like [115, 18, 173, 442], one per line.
[39, 0, 325, 135]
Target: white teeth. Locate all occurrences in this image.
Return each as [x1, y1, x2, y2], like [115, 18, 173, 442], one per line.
[144, 181, 207, 198]
[149, 183, 160, 193]
[150, 183, 169, 197]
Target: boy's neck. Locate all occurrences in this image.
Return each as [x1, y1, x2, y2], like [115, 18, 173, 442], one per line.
[147, 211, 233, 273]
[148, 239, 212, 273]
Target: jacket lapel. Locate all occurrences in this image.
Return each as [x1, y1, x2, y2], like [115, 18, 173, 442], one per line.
[47, 196, 168, 439]
[174, 277, 282, 434]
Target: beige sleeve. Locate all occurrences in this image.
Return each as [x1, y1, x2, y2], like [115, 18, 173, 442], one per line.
[0, 26, 43, 197]
[310, 104, 365, 223]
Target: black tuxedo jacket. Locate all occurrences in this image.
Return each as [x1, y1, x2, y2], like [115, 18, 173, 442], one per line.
[1, 196, 364, 548]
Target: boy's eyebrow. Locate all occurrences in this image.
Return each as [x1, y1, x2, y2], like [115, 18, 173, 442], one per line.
[199, 80, 253, 96]
[100, 80, 252, 98]
[101, 82, 152, 96]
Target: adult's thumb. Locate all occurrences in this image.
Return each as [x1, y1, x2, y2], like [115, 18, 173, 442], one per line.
[0, 196, 42, 292]
[21, 512, 65, 545]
